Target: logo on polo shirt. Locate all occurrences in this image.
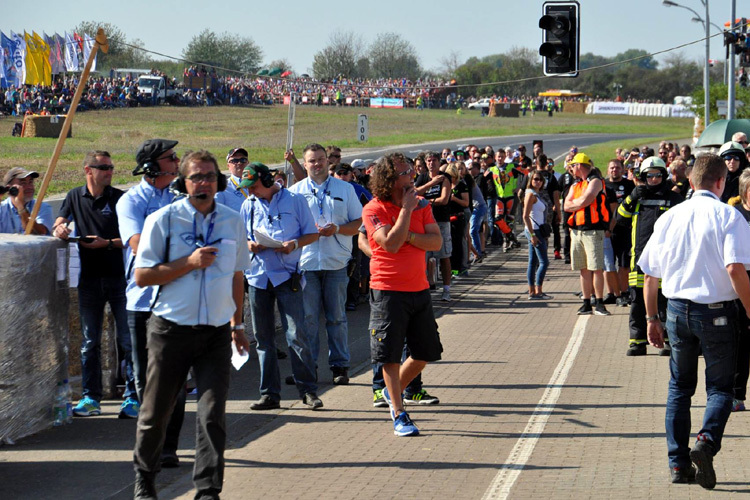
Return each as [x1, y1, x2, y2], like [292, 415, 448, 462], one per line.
[101, 204, 112, 215]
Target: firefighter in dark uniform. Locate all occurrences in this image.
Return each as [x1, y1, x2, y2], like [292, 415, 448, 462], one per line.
[617, 157, 684, 356]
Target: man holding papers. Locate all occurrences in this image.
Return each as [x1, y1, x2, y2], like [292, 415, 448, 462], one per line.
[238, 162, 323, 410]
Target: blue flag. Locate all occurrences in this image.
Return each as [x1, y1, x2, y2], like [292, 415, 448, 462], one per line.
[0, 32, 11, 89]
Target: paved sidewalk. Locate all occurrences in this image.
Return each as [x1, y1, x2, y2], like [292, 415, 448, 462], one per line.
[4, 238, 750, 499]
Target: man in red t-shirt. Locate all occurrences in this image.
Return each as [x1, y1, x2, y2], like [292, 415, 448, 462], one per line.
[362, 153, 443, 437]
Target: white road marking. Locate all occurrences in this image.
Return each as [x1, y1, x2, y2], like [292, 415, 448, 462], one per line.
[481, 315, 589, 500]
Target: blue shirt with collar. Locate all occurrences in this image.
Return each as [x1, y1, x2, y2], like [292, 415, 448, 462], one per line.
[240, 186, 317, 289]
[0, 198, 53, 234]
[214, 174, 250, 213]
[288, 175, 363, 271]
[115, 178, 175, 312]
[135, 198, 251, 327]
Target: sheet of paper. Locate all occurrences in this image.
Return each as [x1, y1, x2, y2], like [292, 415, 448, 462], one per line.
[231, 343, 250, 371]
[254, 229, 284, 248]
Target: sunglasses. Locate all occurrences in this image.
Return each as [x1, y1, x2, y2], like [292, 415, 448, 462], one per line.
[646, 173, 663, 179]
[228, 158, 248, 165]
[531, 177, 544, 182]
[157, 152, 179, 162]
[328, 154, 341, 159]
[89, 164, 114, 171]
[724, 155, 741, 162]
[398, 167, 414, 177]
[186, 173, 218, 183]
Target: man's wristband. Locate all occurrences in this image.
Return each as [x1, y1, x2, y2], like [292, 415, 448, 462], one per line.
[408, 231, 416, 245]
[334, 224, 340, 234]
[646, 315, 660, 323]
[292, 239, 299, 250]
[232, 325, 245, 331]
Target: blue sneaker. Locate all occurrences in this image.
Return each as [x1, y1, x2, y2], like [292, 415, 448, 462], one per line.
[73, 396, 101, 417]
[382, 387, 396, 421]
[393, 411, 419, 437]
[118, 398, 140, 419]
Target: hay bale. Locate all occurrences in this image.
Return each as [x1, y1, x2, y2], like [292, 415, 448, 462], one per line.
[22, 115, 71, 138]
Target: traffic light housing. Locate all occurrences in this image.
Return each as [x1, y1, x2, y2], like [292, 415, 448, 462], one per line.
[539, 1, 580, 77]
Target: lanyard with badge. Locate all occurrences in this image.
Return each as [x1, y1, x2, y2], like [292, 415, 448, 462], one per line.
[310, 177, 331, 227]
[230, 176, 250, 199]
[193, 212, 219, 247]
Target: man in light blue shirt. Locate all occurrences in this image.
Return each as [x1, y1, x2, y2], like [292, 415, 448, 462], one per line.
[214, 147, 250, 212]
[239, 161, 322, 410]
[132, 150, 250, 499]
[115, 138, 184, 466]
[0, 167, 52, 235]
[289, 144, 363, 385]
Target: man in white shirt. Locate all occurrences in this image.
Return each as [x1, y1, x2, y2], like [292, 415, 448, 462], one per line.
[289, 143, 363, 385]
[639, 154, 750, 489]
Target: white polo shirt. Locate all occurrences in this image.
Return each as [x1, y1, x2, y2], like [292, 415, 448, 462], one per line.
[638, 190, 750, 303]
[135, 198, 251, 326]
[289, 175, 363, 271]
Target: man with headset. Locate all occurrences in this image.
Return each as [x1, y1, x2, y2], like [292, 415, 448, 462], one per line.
[240, 161, 322, 410]
[116, 138, 186, 466]
[132, 150, 250, 499]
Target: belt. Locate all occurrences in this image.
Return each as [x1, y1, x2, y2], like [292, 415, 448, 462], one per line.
[670, 298, 734, 308]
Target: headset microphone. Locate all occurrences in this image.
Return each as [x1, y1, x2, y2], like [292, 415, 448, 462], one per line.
[168, 180, 209, 200]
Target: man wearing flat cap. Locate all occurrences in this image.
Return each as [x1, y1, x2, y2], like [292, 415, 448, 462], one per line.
[116, 138, 185, 466]
[0, 167, 52, 235]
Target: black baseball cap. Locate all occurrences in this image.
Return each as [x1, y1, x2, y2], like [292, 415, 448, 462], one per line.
[227, 147, 248, 160]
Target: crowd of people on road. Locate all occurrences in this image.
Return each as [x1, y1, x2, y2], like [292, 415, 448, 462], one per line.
[4, 128, 750, 495]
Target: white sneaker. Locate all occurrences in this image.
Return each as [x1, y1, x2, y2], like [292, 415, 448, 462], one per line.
[441, 290, 451, 302]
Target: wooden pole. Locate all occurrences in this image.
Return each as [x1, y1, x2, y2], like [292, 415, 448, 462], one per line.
[25, 29, 108, 234]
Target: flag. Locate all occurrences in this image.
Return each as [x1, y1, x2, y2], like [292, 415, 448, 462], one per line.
[10, 31, 26, 87]
[24, 32, 40, 84]
[33, 32, 51, 85]
[1, 32, 15, 88]
[55, 34, 65, 73]
[73, 32, 84, 71]
[0, 32, 7, 88]
[45, 32, 63, 75]
[64, 32, 78, 72]
[83, 34, 96, 72]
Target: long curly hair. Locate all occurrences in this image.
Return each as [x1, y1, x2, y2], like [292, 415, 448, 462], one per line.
[370, 153, 407, 202]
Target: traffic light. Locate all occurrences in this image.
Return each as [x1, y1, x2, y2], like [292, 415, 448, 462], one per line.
[539, 1, 580, 77]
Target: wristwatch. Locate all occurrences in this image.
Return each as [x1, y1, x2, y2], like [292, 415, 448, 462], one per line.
[646, 315, 660, 323]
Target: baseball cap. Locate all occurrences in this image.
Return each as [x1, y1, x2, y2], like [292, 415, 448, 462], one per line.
[571, 152, 592, 166]
[239, 162, 271, 188]
[226, 147, 248, 160]
[3, 167, 39, 185]
[350, 159, 367, 170]
[136, 139, 178, 165]
[336, 164, 354, 175]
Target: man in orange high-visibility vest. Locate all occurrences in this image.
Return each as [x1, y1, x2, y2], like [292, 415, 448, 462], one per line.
[564, 152, 611, 317]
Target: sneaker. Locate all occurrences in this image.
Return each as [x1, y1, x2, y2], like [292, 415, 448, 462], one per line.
[332, 367, 349, 385]
[577, 303, 592, 315]
[564, 257, 571, 264]
[285, 375, 296, 385]
[250, 395, 280, 411]
[373, 389, 388, 408]
[73, 396, 101, 417]
[732, 399, 746, 412]
[134, 471, 157, 500]
[118, 398, 140, 419]
[602, 293, 617, 305]
[441, 290, 451, 302]
[404, 389, 440, 405]
[670, 465, 696, 483]
[393, 411, 420, 437]
[690, 438, 717, 489]
[303, 392, 323, 410]
[276, 347, 288, 360]
[382, 386, 396, 421]
[345, 302, 356, 311]
[594, 303, 610, 316]
[659, 343, 671, 357]
[616, 296, 629, 307]
[626, 343, 647, 356]
[160, 449, 180, 468]
[530, 293, 553, 300]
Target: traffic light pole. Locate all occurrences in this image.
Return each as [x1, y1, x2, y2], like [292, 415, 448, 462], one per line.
[728, 0, 737, 119]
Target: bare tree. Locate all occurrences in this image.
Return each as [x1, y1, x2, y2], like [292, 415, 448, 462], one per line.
[267, 58, 294, 74]
[439, 50, 463, 78]
[312, 32, 366, 80]
[368, 32, 422, 80]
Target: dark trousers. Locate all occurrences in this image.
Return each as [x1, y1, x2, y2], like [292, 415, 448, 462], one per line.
[346, 237, 361, 306]
[735, 299, 750, 401]
[128, 310, 186, 454]
[450, 214, 466, 272]
[552, 211, 561, 252]
[629, 286, 668, 344]
[133, 315, 231, 497]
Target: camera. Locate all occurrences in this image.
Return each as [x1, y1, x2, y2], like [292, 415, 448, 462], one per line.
[0, 186, 18, 196]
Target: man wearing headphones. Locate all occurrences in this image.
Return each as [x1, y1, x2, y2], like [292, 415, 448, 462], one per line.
[239, 162, 322, 410]
[132, 150, 250, 499]
[116, 138, 185, 466]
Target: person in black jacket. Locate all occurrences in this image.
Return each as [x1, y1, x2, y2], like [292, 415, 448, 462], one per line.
[719, 141, 749, 203]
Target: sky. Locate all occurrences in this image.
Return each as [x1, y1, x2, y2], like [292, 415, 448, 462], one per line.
[3, 0, 742, 77]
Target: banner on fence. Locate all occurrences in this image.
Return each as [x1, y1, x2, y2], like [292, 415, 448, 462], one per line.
[370, 97, 404, 109]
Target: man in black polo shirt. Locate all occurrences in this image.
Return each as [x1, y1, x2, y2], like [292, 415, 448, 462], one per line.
[53, 150, 137, 419]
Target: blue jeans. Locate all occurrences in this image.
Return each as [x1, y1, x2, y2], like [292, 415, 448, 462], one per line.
[78, 275, 134, 401]
[249, 279, 318, 398]
[302, 268, 351, 369]
[470, 203, 487, 255]
[524, 229, 549, 287]
[665, 298, 737, 468]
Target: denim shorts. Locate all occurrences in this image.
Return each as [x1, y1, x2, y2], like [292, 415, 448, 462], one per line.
[603, 236, 617, 273]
